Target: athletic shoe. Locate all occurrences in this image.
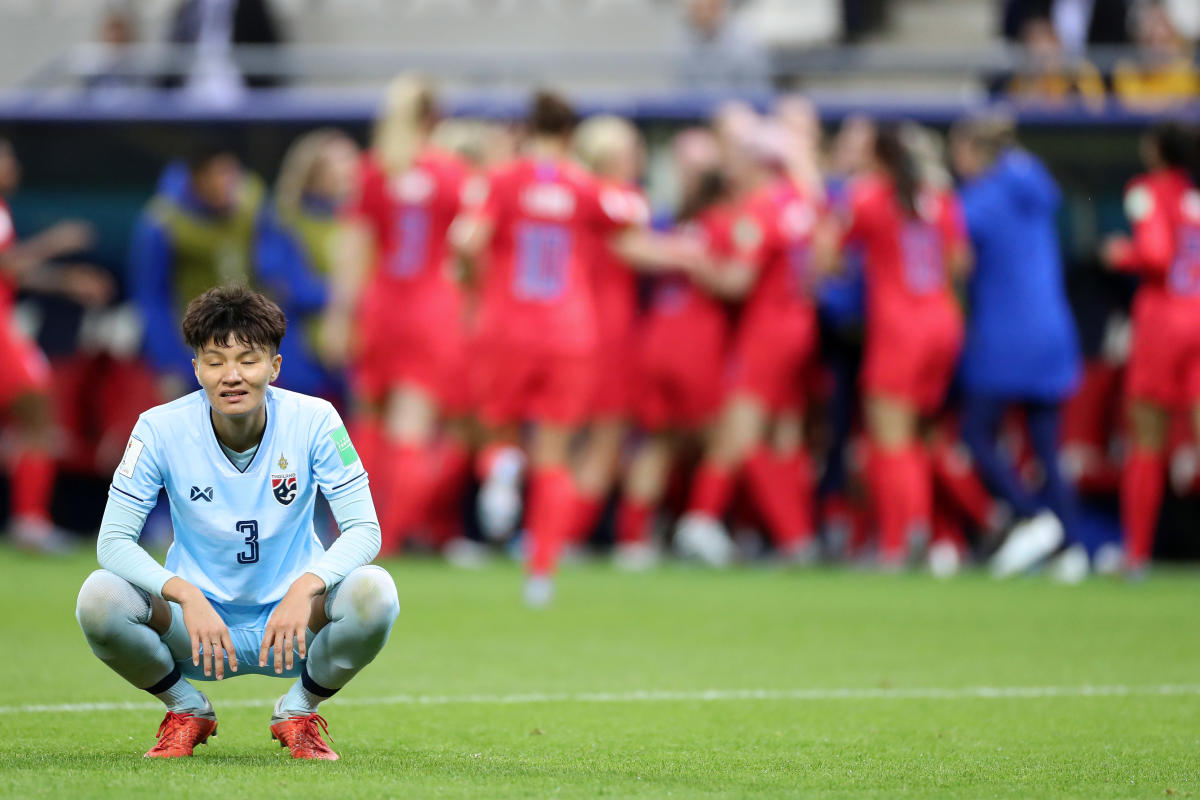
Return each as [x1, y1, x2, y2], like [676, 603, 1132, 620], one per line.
[523, 575, 554, 608]
[674, 513, 735, 567]
[927, 540, 962, 579]
[989, 511, 1065, 578]
[144, 705, 217, 758]
[478, 479, 522, 541]
[775, 539, 820, 567]
[10, 516, 74, 555]
[270, 697, 338, 760]
[1049, 544, 1089, 585]
[613, 541, 659, 572]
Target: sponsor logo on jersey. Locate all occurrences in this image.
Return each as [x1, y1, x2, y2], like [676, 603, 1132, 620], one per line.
[329, 425, 360, 466]
[117, 437, 145, 479]
[393, 168, 435, 203]
[271, 472, 298, 506]
[519, 184, 575, 219]
[190, 486, 213, 502]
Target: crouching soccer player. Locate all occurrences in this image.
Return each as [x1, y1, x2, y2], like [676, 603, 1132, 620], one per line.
[75, 286, 399, 760]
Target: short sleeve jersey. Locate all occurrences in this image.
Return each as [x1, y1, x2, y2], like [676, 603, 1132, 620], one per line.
[467, 156, 637, 354]
[841, 174, 965, 326]
[108, 387, 368, 606]
[350, 149, 469, 315]
[591, 179, 650, 341]
[1119, 169, 1200, 299]
[730, 179, 820, 326]
[649, 203, 734, 323]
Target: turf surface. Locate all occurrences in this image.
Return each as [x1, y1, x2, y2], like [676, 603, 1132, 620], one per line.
[1, 545, 1197, 798]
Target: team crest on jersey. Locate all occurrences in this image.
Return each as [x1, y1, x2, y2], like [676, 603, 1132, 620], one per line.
[733, 216, 763, 252]
[271, 470, 298, 506]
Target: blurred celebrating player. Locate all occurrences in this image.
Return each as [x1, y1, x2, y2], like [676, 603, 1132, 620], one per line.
[1101, 122, 1200, 575]
[322, 75, 473, 553]
[816, 126, 970, 567]
[0, 138, 112, 552]
[674, 105, 824, 565]
[76, 287, 398, 760]
[454, 91, 701, 605]
[567, 115, 653, 550]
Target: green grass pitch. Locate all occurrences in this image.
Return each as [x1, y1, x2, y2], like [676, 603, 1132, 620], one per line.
[1, 546, 1198, 799]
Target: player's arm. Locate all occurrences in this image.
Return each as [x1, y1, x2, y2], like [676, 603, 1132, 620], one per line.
[1103, 179, 1173, 277]
[103, 425, 237, 679]
[450, 172, 499, 281]
[0, 219, 93, 283]
[318, 217, 372, 368]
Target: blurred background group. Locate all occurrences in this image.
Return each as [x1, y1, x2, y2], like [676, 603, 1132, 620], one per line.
[0, 0, 1198, 582]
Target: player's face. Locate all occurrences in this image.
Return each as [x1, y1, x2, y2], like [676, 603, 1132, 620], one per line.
[193, 339, 282, 418]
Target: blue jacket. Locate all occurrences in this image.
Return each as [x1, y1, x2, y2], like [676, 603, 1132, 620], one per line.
[959, 149, 1080, 400]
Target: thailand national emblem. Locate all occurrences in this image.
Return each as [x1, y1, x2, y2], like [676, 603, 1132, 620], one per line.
[272, 455, 297, 506]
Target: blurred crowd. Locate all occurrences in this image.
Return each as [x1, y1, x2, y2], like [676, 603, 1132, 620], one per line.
[1000, 0, 1200, 110]
[4, 70, 1200, 586]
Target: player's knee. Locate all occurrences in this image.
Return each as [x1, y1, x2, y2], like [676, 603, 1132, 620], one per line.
[343, 565, 399, 635]
[76, 569, 142, 645]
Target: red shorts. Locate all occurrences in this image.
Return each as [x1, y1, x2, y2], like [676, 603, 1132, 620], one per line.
[0, 313, 51, 408]
[1126, 294, 1200, 409]
[727, 310, 817, 413]
[862, 312, 962, 413]
[352, 293, 469, 414]
[590, 328, 634, 420]
[472, 340, 596, 428]
[635, 315, 727, 431]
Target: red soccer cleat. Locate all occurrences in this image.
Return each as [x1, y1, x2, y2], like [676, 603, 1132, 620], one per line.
[270, 713, 339, 761]
[143, 711, 218, 758]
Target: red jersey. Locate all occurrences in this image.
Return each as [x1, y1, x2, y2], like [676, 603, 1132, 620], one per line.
[731, 178, 820, 333]
[1114, 168, 1200, 303]
[0, 199, 15, 309]
[591, 180, 650, 344]
[469, 156, 637, 355]
[644, 203, 735, 349]
[840, 174, 965, 333]
[351, 148, 469, 321]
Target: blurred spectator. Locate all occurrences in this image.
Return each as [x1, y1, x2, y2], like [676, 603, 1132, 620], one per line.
[162, 0, 285, 104]
[1002, 0, 1132, 51]
[129, 144, 265, 398]
[949, 113, 1083, 576]
[677, 0, 770, 90]
[1113, 1, 1200, 111]
[255, 128, 358, 402]
[1005, 15, 1106, 111]
[84, 3, 148, 95]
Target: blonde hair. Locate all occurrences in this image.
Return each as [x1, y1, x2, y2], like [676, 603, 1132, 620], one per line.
[372, 74, 436, 176]
[573, 115, 637, 176]
[274, 127, 346, 218]
[431, 117, 493, 166]
[901, 122, 952, 189]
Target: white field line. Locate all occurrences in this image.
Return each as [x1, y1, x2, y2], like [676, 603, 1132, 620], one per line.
[3, 684, 1200, 716]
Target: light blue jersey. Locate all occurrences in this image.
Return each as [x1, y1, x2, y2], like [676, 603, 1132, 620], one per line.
[108, 387, 367, 610]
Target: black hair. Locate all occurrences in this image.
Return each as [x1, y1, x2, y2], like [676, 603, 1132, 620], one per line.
[182, 285, 286, 354]
[875, 125, 920, 218]
[528, 90, 577, 138]
[677, 168, 726, 222]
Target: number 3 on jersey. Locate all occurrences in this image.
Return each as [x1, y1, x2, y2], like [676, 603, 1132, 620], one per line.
[513, 222, 571, 301]
[236, 520, 259, 565]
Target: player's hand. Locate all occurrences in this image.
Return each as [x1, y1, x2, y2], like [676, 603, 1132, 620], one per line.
[58, 264, 114, 307]
[1099, 235, 1128, 271]
[38, 220, 94, 257]
[260, 573, 325, 674]
[172, 585, 237, 680]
